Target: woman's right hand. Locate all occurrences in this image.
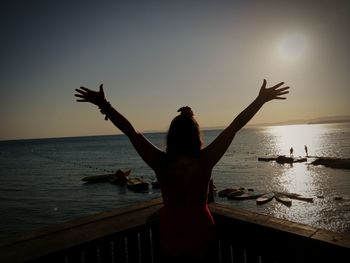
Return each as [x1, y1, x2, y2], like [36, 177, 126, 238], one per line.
[257, 79, 290, 103]
[75, 84, 106, 107]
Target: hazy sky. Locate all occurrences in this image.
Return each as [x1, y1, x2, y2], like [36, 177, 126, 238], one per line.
[1, 0, 349, 140]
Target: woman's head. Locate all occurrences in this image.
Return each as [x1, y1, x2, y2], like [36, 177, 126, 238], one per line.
[166, 106, 202, 157]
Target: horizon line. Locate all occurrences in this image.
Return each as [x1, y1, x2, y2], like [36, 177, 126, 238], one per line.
[1, 117, 349, 142]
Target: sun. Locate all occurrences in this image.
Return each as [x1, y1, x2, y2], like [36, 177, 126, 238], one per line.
[277, 34, 307, 59]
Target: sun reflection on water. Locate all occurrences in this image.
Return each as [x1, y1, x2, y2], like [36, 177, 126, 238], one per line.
[264, 124, 326, 157]
[216, 123, 350, 233]
[261, 124, 333, 198]
[277, 164, 315, 194]
[257, 124, 350, 231]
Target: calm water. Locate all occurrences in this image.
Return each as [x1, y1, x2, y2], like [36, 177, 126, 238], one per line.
[0, 123, 349, 238]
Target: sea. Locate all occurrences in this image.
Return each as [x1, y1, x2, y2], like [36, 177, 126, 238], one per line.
[0, 123, 349, 239]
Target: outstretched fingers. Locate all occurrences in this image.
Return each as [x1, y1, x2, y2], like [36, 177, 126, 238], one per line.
[74, 84, 106, 105]
[275, 86, 290, 92]
[275, 87, 290, 99]
[259, 79, 290, 102]
[75, 89, 85, 95]
[74, 93, 85, 98]
[276, 87, 289, 94]
[277, 89, 290, 95]
[74, 93, 88, 102]
[79, 86, 93, 93]
[271, 82, 285, 90]
[74, 87, 90, 102]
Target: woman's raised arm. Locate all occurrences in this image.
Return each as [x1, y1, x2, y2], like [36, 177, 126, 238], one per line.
[75, 84, 165, 170]
[202, 79, 290, 167]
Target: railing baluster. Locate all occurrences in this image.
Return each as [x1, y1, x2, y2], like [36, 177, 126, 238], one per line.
[83, 243, 99, 263]
[259, 254, 278, 263]
[110, 241, 115, 263]
[219, 239, 233, 263]
[139, 227, 152, 263]
[65, 248, 84, 263]
[113, 236, 127, 263]
[149, 223, 161, 263]
[99, 239, 113, 263]
[127, 231, 140, 263]
[231, 246, 245, 263]
[245, 248, 260, 263]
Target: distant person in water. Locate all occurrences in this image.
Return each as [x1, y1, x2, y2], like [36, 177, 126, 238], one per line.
[305, 145, 308, 157]
[74, 79, 290, 262]
[290, 147, 294, 157]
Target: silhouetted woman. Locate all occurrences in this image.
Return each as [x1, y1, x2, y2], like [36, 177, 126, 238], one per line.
[75, 79, 289, 262]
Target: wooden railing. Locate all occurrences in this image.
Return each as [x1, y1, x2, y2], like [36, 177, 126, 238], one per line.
[0, 198, 349, 263]
[211, 203, 350, 263]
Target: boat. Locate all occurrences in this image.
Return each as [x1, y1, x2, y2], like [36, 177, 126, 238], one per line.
[127, 178, 149, 192]
[82, 169, 131, 184]
[292, 195, 314, 202]
[293, 157, 307, 163]
[258, 156, 279, 162]
[259, 155, 307, 164]
[283, 192, 313, 202]
[256, 192, 275, 205]
[274, 193, 292, 207]
[276, 192, 314, 203]
[276, 156, 294, 164]
[226, 189, 245, 199]
[82, 174, 111, 183]
[218, 188, 237, 197]
[334, 196, 343, 201]
[228, 191, 264, 200]
[108, 170, 131, 185]
[310, 157, 350, 170]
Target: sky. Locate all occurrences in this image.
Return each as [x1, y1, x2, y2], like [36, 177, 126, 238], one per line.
[1, 0, 349, 140]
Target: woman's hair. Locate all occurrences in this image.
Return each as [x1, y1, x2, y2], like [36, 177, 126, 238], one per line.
[166, 107, 202, 158]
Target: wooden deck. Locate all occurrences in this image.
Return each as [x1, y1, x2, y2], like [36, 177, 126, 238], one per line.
[0, 198, 349, 263]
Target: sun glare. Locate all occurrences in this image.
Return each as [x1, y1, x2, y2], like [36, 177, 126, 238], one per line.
[277, 34, 307, 59]
[265, 124, 323, 157]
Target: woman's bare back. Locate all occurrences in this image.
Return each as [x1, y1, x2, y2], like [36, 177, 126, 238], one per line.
[157, 156, 212, 207]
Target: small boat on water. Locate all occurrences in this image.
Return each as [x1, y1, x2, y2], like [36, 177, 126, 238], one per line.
[256, 192, 275, 205]
[274, 193, 292, 207]
[258, 155, 307, 164]
[82, 174, 110, 183]
[278, 192, 314, 203]
[226, 189, 245, 199]
[108, 170, 131, 185]
[218, 188, 237, 197]
[127, 178, 149, 192]
[310, 157, 350, 170]
[229, 191, 264, 200]
[258, 156, 279, 162]
[82, 170, 131, 184]
[276, 156, 307, 164]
